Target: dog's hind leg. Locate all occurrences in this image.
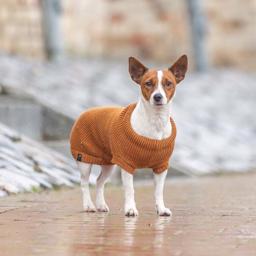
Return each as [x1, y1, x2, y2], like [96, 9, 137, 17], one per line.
[96, 165, 114, 212]
[77, 161, 96, 212]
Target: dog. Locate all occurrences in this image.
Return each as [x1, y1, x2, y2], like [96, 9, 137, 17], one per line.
[70, 55, 188, 217]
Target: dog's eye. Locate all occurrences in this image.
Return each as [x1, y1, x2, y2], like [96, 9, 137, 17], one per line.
[165, 81, 173, 88]
[145, 81, 153, 87]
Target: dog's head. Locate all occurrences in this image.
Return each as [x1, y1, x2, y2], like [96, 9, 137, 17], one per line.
[129, 55, 188, 106]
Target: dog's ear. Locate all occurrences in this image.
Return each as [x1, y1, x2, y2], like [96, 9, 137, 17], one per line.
[169, 55, 188, 84]
[129, 57, 148, 84]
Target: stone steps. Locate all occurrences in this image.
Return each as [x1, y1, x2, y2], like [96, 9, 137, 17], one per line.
[0, 122, 80, 196]
[0, 94, 73, 141]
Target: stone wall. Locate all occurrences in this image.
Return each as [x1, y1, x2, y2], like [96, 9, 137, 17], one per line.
[0, 0, 255, 71]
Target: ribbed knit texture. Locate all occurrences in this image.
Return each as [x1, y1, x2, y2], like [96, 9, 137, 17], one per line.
[70, 103, 176, 174]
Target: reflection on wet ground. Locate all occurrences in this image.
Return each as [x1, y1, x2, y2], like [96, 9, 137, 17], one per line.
[0, 174, 256, 255]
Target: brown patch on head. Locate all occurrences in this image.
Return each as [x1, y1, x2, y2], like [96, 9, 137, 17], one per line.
[129, 57, 159, 102]
[162, 70, 177, 102]
[140, 69, 158, 101]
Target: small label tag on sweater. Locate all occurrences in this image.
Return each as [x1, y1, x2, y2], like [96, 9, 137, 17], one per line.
[77, 154, 82, 161]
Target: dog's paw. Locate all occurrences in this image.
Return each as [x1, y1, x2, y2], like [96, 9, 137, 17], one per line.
[125, 207, 139, 217]
[156, 206, 172, 217]
[83, 202, 96, 212]
[96, 202, 109, 212]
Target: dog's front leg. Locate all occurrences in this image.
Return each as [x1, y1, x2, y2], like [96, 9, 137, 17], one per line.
[154, 170, 172, 216]
[121, 170, 138, 217]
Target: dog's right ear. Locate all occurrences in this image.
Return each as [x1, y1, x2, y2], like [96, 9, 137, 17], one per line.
[129, 57, 148, 84]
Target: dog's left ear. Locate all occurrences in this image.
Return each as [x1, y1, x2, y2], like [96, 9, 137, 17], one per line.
[169, 55, 188, 84]
[129, 57, 148, 84]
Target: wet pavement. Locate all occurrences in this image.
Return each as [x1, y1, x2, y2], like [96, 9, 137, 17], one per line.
[0, 173, 256, 256]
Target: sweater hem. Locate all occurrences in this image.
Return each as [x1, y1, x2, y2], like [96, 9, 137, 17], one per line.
[153, 165, 169, 174]
[111, 156, 135, 174]
[71, 148, 112, 166]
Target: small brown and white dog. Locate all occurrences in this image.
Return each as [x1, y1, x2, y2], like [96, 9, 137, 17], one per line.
[73, 55, 188, 217]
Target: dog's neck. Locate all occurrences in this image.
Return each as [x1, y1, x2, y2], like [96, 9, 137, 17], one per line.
[131, 96, 172, 140]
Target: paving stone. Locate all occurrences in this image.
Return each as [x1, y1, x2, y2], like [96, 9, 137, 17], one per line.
[0, 173, 255, 256]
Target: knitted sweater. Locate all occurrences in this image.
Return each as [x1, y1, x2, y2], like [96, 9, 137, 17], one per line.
[70, 103, 176, 174]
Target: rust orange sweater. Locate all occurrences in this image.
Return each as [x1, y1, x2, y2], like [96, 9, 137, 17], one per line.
[70, 103, 176, 174]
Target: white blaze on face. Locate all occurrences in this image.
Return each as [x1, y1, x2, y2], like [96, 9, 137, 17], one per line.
[150, 70, 168, 105]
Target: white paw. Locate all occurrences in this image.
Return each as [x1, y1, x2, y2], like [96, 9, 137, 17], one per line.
[125, 206, 139, 217]
[96, 202, 109, 212]
[83, 201, 96, 212]
[156, 206, 172, 217]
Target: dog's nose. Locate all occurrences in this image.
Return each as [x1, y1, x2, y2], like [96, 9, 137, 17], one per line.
[153, 93, 163, 102]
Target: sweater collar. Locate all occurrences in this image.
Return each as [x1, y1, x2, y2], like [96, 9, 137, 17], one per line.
[121, 103, 176, 150]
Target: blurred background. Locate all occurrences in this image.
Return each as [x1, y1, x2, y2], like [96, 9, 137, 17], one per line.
[0, 0, 255, 196]
[0, 0, 255, 70]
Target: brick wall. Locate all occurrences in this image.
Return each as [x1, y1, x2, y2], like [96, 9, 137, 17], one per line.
[204, 0, 256, 71]
[62, 0, 191, 63]
[0, 0, 255, 71]
[0, 0, 44, 58]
